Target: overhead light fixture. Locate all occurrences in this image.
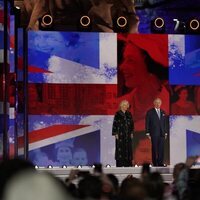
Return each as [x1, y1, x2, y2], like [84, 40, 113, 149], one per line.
[42, 14, 53, 27]
[80, 16, 91, 27]
[151, 17, 165, 33]
[154, 17, 165, 29]
[113, 16, 129, 33]
[78, 15, 92, 31]
[117, 16, 128, 28]
[189, 19, 200, 31]
[185, 18, 200, 34]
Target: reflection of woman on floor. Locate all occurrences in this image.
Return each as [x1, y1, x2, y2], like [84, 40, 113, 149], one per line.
[171, 87, 197, 115]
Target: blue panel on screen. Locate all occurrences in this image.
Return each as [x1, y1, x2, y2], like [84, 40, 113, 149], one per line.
[186, 129, 200, 160]
[169, 35, 200, 85]
[8, 111, 15, 144]
[29, 130, 100, 167]
[185, 35, 200, 54]
[28, 50, 51, 82]
[10, 16, 15, 72]
[0, 1, 3, 7]
[17, 29, 24, 81]
[18, 29, 24, 56]
[0, 114, 3, 133]
[28, 31, 99, 69]
[185, 36, 200, 70]
[10, 15, 14, 36]
[0, 31, 3, 49]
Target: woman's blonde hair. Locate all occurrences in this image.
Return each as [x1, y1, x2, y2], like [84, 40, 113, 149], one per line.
[119, 100, 129, 110]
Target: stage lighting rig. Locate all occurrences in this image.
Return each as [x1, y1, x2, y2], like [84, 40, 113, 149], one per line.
[39, 14, 53, 30]
[78, 15, 92, 31]
[112, 15, 129, 33]
[151, 17, 165, 33]
[187, 18, 200, 34]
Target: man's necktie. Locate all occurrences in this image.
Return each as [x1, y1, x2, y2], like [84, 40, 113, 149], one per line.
[157, 109, 160, 119]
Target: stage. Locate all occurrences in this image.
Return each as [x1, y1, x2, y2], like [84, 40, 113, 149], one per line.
[38, 166, 175, 183]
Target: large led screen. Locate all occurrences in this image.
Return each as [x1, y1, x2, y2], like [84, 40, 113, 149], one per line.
[27, 31, 172, 166]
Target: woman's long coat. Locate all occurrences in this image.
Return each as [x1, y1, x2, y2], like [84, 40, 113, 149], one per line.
[112, 110, 134, 161]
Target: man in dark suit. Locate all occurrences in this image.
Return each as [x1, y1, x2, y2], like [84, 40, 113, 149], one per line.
[145, 98, 168, 166]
